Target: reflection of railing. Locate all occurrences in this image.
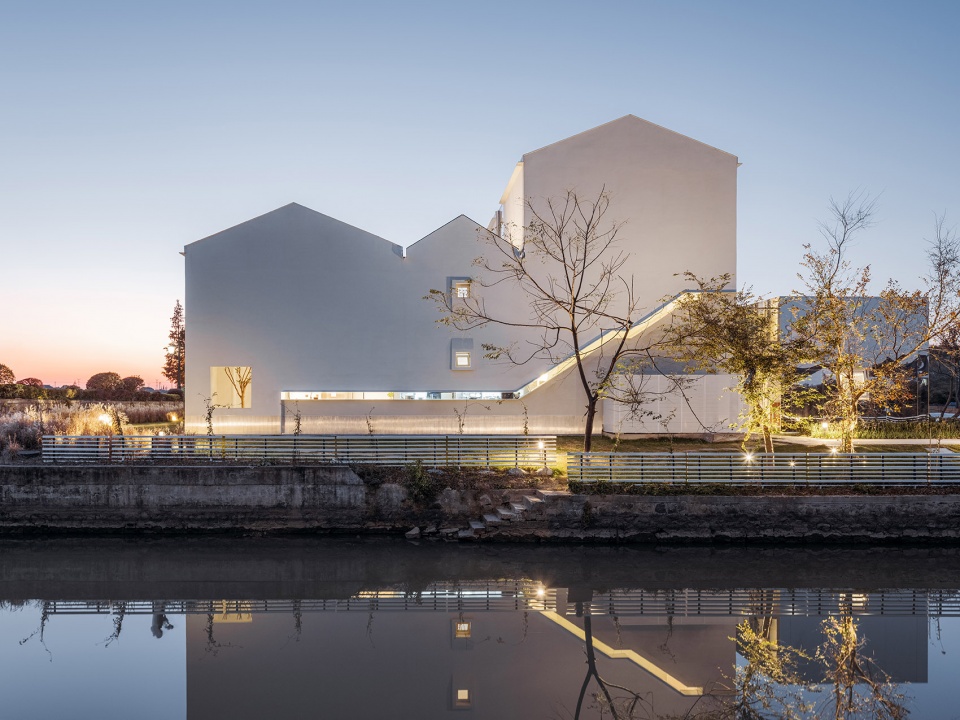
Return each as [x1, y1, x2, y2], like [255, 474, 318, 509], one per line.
[33, 587, 960, 618]
[568, 452, 960, 486]
[41, 434, 556, 467]
[581, 588, 960, 617]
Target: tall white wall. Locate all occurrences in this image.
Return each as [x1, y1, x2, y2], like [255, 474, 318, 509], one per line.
[500, 115, 738, 318]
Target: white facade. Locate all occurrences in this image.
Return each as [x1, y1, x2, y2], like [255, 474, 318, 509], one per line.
[183, 116, 743, 435]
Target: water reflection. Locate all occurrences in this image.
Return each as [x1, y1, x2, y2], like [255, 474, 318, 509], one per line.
[2, 540, 960, 719]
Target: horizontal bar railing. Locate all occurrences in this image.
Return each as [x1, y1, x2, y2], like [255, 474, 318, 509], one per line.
[568, 452, 960, 486]
[41, 434, 556, 467]
[36, 587, 960, 618]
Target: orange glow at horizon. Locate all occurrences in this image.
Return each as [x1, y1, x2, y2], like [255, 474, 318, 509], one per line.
[4, 295, 178, 390]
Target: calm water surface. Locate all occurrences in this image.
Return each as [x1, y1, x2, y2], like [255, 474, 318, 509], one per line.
[2, 539, 960, 719]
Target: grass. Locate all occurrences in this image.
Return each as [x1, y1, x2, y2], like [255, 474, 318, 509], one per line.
[0, 401, 183, 461]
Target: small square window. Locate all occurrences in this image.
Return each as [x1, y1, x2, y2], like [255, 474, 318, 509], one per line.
[454, 352, 471, 369]
[452, 279, 471, 299]
[455, 689, 471, 707]
[455, 621, 471, 638]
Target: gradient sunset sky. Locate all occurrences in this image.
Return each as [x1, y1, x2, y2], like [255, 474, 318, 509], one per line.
[2, 0, 958, 387]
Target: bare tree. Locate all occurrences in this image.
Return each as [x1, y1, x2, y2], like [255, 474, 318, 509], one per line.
[223, 366, 252, 408]
[428, 190, 668, 452]
[790, 195, 960, 452]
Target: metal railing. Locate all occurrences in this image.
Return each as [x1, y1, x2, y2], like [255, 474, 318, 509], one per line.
[567, 452, 960, 486]
[41, 434, 556, 467]
[37, 587, 960, 618]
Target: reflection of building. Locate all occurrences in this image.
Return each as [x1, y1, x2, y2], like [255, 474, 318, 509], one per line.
[183, 116, 743, 436]
[24, 586, 938, 717]
[184, 588, 737, 719]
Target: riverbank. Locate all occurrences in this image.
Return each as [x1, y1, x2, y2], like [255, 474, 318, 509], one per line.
[4, 464, 960, 542]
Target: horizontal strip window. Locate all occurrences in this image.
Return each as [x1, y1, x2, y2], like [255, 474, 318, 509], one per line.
[281, 391, 517, 401]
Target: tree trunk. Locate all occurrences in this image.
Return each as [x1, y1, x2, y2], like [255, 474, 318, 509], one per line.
[583, 399, 598, 453]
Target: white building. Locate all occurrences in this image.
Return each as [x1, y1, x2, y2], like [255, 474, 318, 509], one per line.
[183, 116, 745, 435]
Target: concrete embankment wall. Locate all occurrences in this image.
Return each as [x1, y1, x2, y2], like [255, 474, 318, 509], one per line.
[3, 465, 960, 542]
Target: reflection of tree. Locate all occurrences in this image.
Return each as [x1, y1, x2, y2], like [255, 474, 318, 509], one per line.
[715, 619, 813, 720]
[696, 613, 908, 720]
[18, 600, 52, 662]
[103, 602, 126, 647]
[366, 611, 376, 648]
[292, 599, 302, 642]
[203, 613, 238, 657]
[815, 615, 907, 720]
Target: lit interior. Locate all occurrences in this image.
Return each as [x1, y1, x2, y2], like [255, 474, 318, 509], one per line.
[281, 391, 511, 401]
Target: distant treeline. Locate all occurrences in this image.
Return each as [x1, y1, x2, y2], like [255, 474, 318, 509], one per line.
[0, 384, 182, 402]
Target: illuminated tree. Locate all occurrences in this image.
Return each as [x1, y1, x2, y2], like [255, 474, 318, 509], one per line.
[790, 195, 960, 452]
[666, 273, 807, 454]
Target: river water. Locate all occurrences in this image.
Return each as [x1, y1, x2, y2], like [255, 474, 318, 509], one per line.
[1, 539, 959, 719]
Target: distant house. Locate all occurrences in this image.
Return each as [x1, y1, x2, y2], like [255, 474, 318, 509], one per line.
[183, 116, 745, 435]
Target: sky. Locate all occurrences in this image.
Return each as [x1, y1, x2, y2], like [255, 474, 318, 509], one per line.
[1, 0, 958, 387]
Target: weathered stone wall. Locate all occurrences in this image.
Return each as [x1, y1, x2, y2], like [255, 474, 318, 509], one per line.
[0, 465, 369, 532]
[3, 465, 960, 542]
[496, 494, 960, 543]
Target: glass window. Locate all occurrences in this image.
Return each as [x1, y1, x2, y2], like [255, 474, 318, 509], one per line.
[454, 351, 471, 369]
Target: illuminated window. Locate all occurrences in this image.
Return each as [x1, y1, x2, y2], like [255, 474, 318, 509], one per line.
[210, 366, 252, 408]
[452, 278, 471, 299]
[455, 689, 471, 708]
[454, 352, 472, 369]
[455, 621, 471, 638]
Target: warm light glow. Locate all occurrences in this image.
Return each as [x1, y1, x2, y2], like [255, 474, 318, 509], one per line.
[830, 447, 839, 454]
[169, 413, 178, 422]
[457, 689, 469, 701]
[744, 453, 754, 463]
[536, 587, 546, 598]
[455, 621, 471, 638]
[157, 430, 166, 436]
[821, 421, 829, 429]
[98, 413, 112, 424]
[788, 460, 796, 467]
[537, 440, 545, 450]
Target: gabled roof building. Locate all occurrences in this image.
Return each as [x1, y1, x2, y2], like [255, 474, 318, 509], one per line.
[183, 116, 745, 435]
